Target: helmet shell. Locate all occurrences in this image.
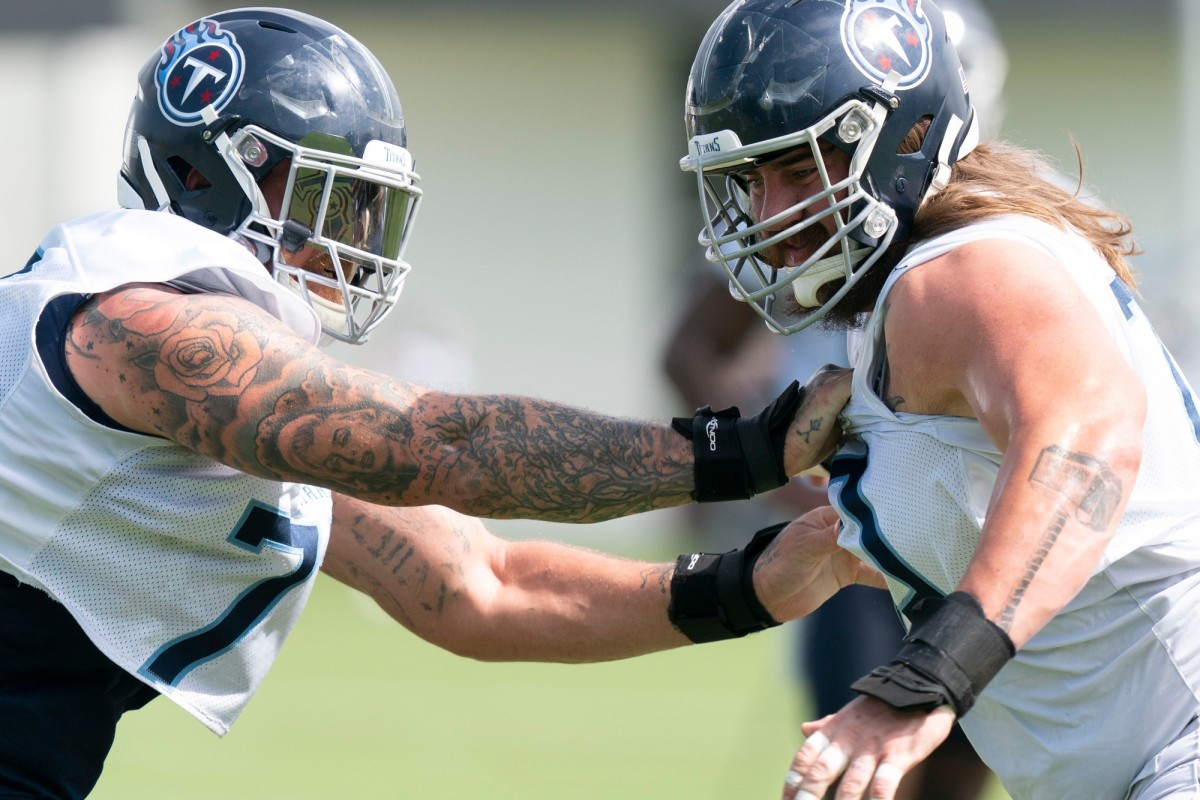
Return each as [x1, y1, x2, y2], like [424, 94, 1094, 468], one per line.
[121, 7, 406, 234]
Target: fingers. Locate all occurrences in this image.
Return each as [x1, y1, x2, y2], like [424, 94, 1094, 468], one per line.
[871, 763, 905, 797]
[785, 731, 846, 800]
[781, 731, 908, 800]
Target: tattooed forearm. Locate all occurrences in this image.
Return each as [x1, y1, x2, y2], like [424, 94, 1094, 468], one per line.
[342, 506, 465, 628]
[413, 394, 693, 521]
[997, 445, 1124, 630]
[639, 564, 673, 594]
[998, 509, 1068, 631]
[260, 383, 694, 519]
[72, 287, 693, 521]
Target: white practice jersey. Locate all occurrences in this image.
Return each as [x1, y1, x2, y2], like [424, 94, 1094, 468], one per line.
[831, 216, 1200, 800]
[0, 209, 329, 735]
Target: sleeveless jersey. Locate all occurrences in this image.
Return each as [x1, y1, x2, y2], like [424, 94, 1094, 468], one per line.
[0, 209, 330, 736]
[830, 216, 1200, 799]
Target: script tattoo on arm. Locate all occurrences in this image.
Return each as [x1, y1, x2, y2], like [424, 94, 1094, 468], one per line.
[332, 501, 469, 631]
[69, 288, 692, 521]
[996, 445, 1123, 630]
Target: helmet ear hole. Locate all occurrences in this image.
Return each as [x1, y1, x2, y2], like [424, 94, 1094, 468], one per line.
[183, 167, 212, 191]
[898, 117, 934, 156]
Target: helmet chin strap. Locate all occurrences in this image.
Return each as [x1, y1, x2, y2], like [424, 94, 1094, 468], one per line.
[200, 105, 272, 217]
[119, 135, 173, 212]
[925, 107, 980, 201]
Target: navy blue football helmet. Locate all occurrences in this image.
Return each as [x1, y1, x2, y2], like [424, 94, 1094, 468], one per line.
[119, 7, 421, 344]
[680, 0, 978, 332]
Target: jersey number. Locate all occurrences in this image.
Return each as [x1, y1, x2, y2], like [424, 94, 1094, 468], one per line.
[141, 501, 319, 686]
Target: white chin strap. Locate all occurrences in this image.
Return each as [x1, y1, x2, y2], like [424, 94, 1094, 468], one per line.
[307, 290, 351, 333]
[926, 109, 980, 201]
[786, 247, 870, 308]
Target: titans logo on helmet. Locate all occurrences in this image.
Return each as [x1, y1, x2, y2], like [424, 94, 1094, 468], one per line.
[840, 0, 933, 90]
[155, 19, 245, 127]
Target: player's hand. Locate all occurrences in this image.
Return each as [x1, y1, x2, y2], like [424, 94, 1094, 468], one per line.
[751, 506, 885, 622]
[783, 365, 852, 477]
[781, 697, 955, 800]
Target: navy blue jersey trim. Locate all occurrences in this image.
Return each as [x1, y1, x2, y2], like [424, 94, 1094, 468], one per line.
[12, 248, 44, 278]
[35, 293, 136, 433]
[829, 448, 943, 620]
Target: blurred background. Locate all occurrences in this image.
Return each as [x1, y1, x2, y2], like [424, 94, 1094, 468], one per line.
[0, 0, 1188, 797]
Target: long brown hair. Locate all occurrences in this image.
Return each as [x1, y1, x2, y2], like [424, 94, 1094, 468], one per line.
[818, 122, 1140, 329]
[911, 130, 1139, 288]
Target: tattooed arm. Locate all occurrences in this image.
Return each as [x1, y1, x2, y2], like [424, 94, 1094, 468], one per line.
[321, 496, 881, 662]
[63, 285, 850, 522]
[321, 496, 685, 661]
[882, 240, 1144, 647]
[779, 241, 1146, 800]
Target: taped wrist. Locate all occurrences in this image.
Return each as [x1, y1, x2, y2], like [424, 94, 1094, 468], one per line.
[667, 522, 786, 643]
[850, 592, 1014, 717]
[671, 380, 803, 502]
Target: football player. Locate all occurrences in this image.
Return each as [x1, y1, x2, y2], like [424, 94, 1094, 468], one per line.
[680, 0, 1200, 799]
[0, 7, 871, 796]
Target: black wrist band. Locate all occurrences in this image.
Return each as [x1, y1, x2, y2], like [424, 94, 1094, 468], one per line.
[670, 380, 803, 503]
[850, 592, 1015, 717]
[667, 522, 786, 643]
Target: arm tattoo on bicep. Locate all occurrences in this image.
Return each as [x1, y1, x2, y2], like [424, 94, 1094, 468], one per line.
[68, 290, 278, 448]
[997, 445, 1123, 630]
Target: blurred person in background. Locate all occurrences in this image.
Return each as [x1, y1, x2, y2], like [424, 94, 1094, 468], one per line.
[0, 6, 877, 797]
[680, 0, 1200, 798]
[663, 0, 1006, 796]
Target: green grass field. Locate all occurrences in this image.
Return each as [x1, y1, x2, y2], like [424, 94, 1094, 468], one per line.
[91, 574, 1011, 799]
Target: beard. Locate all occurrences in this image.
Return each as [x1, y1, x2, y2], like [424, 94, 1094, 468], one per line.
[748, 227, 908, 332]
[817, 238, 909, 328]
